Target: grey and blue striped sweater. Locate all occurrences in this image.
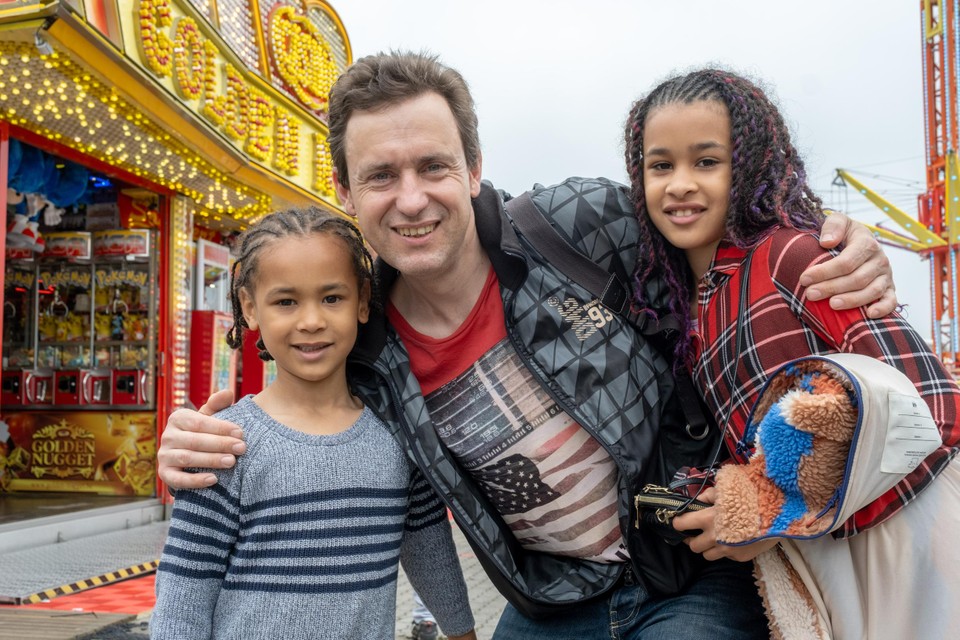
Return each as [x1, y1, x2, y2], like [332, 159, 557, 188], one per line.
[151, 396, 473, 639]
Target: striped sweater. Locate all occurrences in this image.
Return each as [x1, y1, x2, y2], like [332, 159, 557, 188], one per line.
[151, 397, 473, 639]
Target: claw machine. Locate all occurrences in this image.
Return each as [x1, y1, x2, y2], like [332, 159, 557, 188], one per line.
[2, 249, 41, 409]
[0, 228, 159, 497]
[189, 239, 237, 409]
[91, 230, 156, 409]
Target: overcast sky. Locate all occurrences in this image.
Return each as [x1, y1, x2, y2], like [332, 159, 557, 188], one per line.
[333, 1, 933, 335]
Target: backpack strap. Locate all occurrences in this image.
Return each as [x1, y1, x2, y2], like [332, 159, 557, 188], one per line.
[505, 190, 705, 433]
[506, 192, 631, 316]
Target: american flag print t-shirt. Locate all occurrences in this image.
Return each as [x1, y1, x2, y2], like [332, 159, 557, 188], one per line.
[423, 338, 627, 562]
[388, 268, 626, 562]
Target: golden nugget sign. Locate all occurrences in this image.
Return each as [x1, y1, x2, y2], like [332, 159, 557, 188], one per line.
[32, 422, 97, 478]
[133, 0, 336, 198]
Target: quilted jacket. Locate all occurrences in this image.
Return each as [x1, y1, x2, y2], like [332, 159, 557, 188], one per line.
[348, 177, 696, 618]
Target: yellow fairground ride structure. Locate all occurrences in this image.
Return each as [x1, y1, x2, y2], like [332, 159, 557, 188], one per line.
[835, 0, 960, 373]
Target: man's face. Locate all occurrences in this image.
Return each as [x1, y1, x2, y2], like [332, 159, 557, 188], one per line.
[334, 92, 482, 283]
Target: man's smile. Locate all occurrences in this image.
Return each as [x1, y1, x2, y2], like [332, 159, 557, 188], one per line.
[396, 223, 437, 238]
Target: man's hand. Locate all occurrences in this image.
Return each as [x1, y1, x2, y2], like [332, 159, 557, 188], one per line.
[672, 487, 779, 563]
[801, 212, 897, 318]
[157, 388, 246, 489]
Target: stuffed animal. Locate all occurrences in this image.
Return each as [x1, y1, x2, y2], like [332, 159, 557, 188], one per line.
[38, 314, 57, 341]
[95, 313, 111, 340]
[124, 315, 146, 341]
[715, 360, 858, 543]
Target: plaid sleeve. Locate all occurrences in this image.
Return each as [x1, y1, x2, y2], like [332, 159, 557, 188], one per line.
[769, 231, 960, 536]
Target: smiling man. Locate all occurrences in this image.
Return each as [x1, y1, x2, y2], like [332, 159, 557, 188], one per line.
[158, 52, 897, 638]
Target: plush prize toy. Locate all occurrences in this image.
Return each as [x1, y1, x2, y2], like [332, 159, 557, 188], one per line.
[715, 359, 858, 543]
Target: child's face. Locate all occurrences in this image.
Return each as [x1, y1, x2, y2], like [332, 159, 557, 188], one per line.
[239, 233, 370, 389]
[642, 99, 732, 279]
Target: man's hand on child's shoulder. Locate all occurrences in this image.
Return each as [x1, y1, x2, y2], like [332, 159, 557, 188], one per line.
[157, 388, 246, 489]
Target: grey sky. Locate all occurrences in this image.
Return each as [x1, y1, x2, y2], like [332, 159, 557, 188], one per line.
[334, 1, 931, 335]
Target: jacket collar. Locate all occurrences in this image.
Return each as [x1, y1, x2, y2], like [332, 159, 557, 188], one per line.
[474, 180, 527, 291]
[701, 239, 748, 292]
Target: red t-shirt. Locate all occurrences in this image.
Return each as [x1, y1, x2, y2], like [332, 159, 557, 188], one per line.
[387, 267, 506, 395]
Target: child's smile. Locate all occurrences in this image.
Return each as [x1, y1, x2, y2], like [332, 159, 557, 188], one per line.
[642, 100, 732, 279]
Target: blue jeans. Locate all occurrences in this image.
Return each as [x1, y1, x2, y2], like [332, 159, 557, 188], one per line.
[492, 559, 768, 640]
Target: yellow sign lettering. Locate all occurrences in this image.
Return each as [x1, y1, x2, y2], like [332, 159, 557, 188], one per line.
[273, 106, 300, 176]
[137, 0, 174, 78]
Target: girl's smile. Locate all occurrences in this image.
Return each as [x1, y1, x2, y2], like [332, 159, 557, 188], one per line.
[642, 100, 733, 279]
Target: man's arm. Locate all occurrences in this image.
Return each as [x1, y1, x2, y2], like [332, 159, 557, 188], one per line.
[803, 212, 897, 318]
[157, 388, 246, 489]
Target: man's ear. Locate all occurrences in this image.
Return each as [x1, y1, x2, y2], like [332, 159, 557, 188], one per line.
[238, 288, 258, 331]
[469, 152, 483, 198]
[357, 279, 371, 324]
[333, 168, 356, 217]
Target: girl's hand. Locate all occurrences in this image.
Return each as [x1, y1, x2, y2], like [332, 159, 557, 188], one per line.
[672, 487, 780, 562]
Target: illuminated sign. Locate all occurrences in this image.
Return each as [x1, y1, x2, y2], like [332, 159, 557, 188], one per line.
[267, 5, 338, 113]
[130, 0, 337, 199]
[2, 411, 157, 495]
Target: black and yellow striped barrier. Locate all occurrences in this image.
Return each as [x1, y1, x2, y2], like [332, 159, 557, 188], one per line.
[20, 560, 159, 605]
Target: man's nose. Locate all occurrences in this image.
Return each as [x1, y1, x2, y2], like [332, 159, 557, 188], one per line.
[395, 173, 429, 215]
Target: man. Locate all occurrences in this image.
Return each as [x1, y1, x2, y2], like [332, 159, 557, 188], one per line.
[160, 52, 896, 638]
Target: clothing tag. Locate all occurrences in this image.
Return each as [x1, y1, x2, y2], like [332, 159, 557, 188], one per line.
[882, 392, 942, 474]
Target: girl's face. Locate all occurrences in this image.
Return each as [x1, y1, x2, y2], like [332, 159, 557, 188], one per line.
[239, 233, 370, 391]
[642, 99, 732, 280]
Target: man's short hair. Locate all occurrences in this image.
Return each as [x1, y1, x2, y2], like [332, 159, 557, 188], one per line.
[328, 51, 480, 187]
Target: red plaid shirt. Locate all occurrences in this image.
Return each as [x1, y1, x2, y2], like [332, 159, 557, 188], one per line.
[692, 227, 960, 537]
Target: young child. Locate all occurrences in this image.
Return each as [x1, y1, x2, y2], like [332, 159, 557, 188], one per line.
[151, 207, 475, 639]
[623, 69, 960, 639]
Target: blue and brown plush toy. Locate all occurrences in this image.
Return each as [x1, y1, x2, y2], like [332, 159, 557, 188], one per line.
[715, 360, 859, 543]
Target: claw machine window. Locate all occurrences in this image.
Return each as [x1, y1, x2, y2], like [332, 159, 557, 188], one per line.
[92, 229, 158, 407]
[2, 249, 38, 407]
[190, 239, 237, 409]
[37, 233, 95, 406]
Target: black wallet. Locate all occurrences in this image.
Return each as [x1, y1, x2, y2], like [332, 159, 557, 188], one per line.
[634, 484, 710, 543]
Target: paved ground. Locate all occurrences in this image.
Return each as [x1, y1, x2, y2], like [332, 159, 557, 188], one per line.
[0, 524, 507, 640]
